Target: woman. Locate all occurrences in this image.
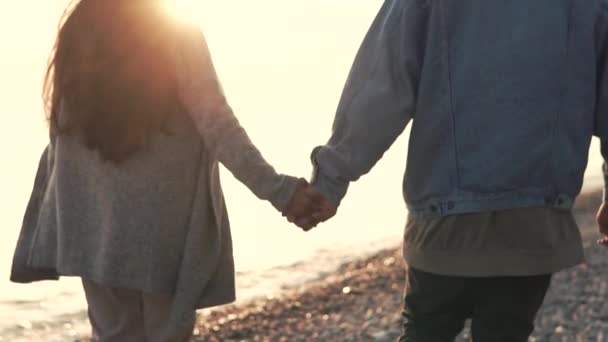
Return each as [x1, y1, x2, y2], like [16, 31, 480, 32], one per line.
[10, 0, 324, 340]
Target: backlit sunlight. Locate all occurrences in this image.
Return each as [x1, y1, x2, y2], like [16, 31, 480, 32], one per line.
[163, 0, 206, 24]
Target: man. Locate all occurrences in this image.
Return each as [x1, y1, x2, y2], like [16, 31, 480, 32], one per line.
[291, 0, 608, 340]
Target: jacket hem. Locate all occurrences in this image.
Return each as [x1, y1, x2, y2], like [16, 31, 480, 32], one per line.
[406, 190, 575, 218]
[196, 294, 236, 310]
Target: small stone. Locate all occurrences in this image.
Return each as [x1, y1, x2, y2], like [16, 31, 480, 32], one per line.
[383, 257, 395, 266]
[342, 287, 351, 294]
[18, 321, 32, 330]
[370, 331, 392, 342]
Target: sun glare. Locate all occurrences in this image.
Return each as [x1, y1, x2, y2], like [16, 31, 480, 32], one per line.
[163, 0, 205, 24]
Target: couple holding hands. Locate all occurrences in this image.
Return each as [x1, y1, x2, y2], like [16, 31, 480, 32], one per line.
[11, 0, 608, 341]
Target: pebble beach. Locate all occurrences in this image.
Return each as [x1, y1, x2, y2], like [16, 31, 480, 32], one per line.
[192, 190, 608, 342]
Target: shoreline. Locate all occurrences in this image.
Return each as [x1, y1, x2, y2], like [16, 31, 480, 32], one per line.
[192, 190, 608, 341]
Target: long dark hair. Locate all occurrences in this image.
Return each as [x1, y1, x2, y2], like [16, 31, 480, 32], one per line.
[44, 0, 183, 162]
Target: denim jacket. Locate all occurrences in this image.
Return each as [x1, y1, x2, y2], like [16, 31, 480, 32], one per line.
[312, 0, 608, 217]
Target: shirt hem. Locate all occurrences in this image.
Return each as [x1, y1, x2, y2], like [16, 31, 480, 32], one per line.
[403, 243, 586, 277]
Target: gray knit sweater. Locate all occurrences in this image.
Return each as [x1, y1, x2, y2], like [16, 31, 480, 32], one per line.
[11, 25, 298, 333]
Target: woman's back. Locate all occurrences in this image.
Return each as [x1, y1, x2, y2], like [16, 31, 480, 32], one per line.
[31, 1, 225, 293]
[36, 116, 210, 291]
[13, 0, 307, 339]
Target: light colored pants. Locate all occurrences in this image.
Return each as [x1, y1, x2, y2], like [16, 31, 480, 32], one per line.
[82, 279, 196, 342]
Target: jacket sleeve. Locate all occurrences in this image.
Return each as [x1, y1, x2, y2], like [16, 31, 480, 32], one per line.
[310, 0, 429, 205]
[177, 26, 298, 211]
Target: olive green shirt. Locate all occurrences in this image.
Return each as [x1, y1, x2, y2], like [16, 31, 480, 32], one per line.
[403, 208, 585, 277]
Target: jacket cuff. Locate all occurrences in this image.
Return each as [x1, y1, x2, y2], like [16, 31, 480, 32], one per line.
[310, 166, 349, 206]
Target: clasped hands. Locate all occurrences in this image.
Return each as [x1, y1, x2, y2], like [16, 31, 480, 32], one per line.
[283, 178, 337, 231]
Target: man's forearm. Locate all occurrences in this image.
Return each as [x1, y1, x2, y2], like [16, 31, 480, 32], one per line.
[309, 0, 428, 206]
[310, 165, 349, 207]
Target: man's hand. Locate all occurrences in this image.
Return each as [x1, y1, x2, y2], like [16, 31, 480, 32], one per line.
[307, 199, 338, 226]
[595, 202, 608, 247]
[290, 187, 337, 232]
[282, 179, 338, 231]
[282, 179, 326, 231]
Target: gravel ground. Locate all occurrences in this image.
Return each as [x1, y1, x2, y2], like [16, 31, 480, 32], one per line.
[192, 191, 608, 342]
[530, 192, 608, 342]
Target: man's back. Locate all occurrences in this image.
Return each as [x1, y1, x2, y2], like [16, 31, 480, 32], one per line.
[408, 0, 602, 216]
[312, 0, 608, 217]
[309, 1, 608, 341]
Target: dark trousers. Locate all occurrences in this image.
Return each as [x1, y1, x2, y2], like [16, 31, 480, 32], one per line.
[399, 268, 551, 342]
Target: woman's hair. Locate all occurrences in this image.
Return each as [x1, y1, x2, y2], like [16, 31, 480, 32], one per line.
[44, 0, 183, 162]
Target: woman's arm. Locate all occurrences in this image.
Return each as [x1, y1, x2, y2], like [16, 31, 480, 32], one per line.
[176, 26, 300, 212]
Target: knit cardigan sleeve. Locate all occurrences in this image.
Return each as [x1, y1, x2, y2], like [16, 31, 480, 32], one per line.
[176, 26, 297, 211]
